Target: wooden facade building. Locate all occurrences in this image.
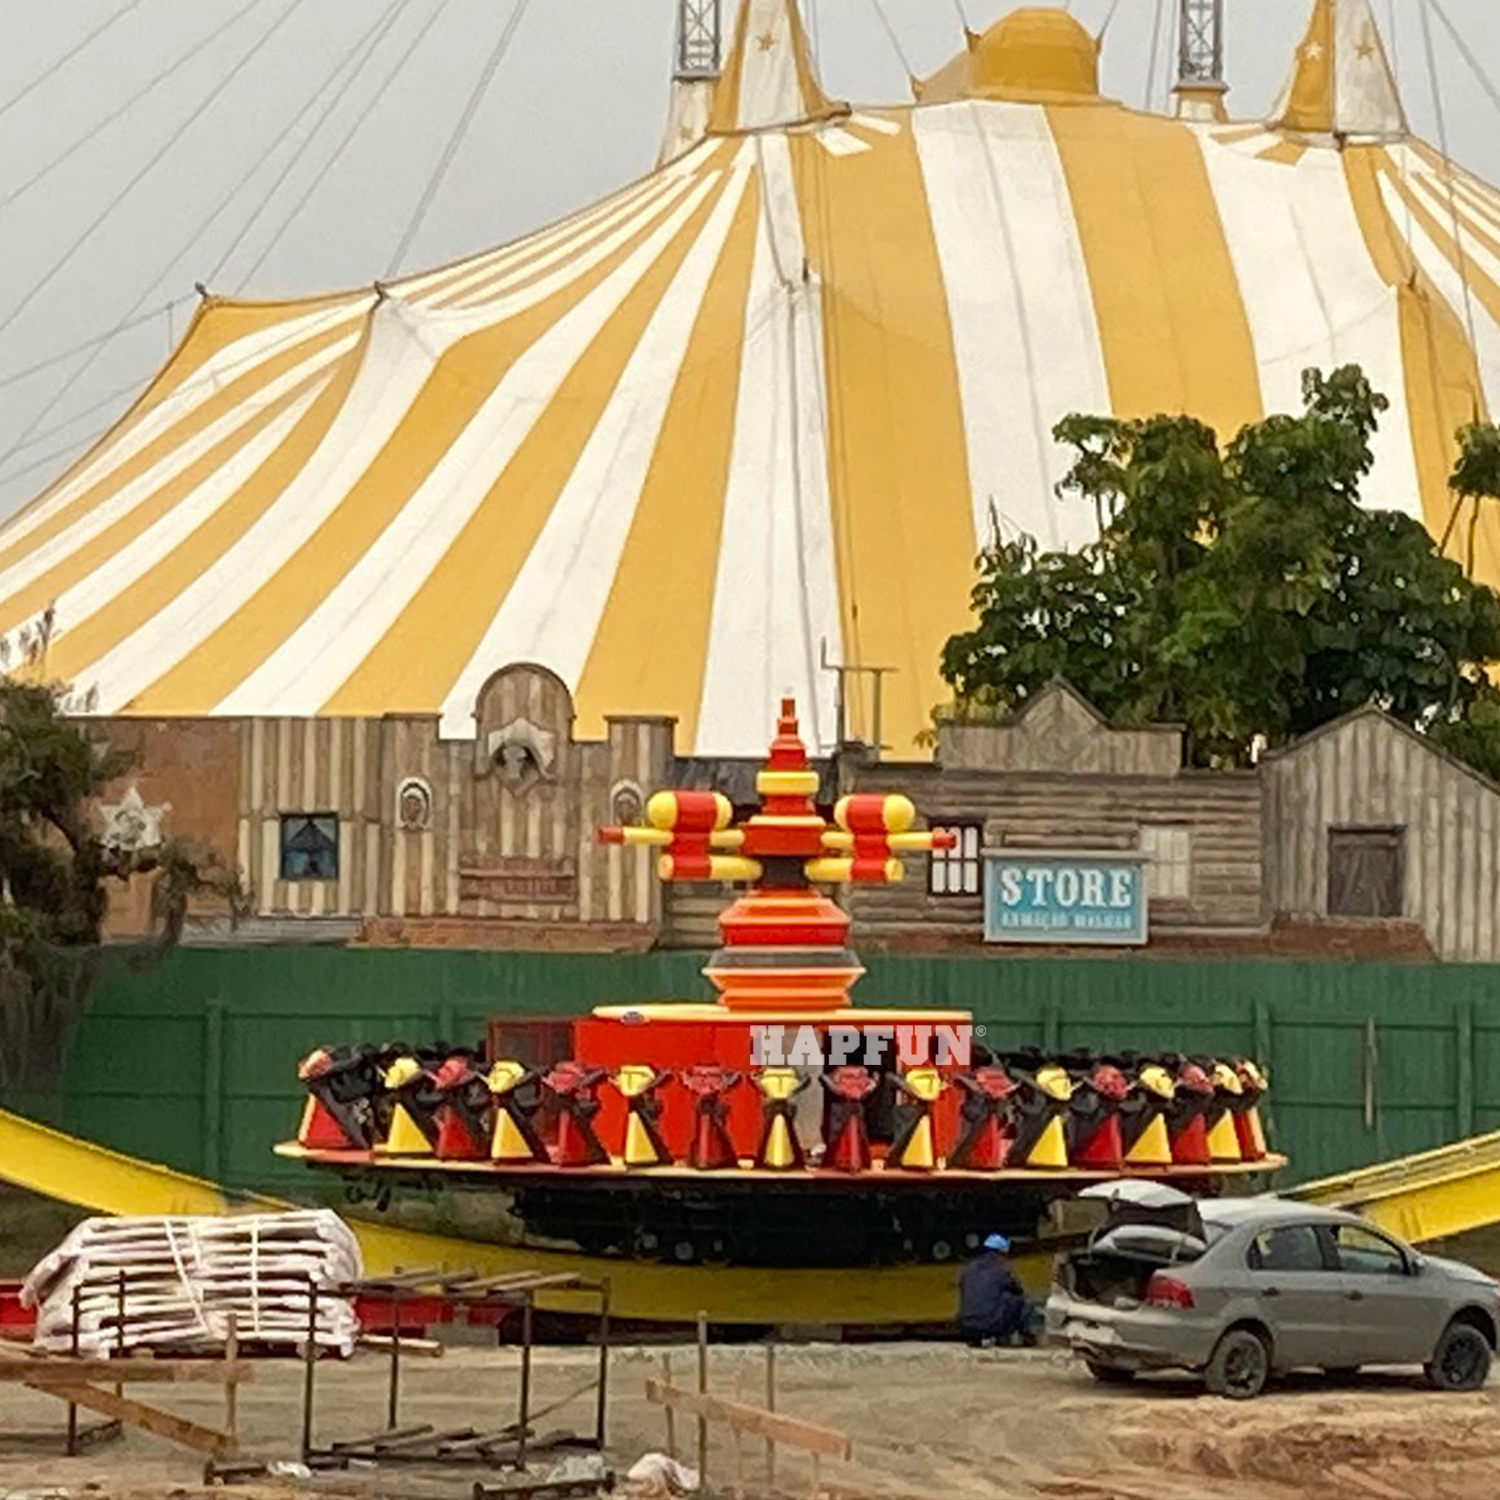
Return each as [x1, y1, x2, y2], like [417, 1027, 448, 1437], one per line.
[89, 678, 1500, 963]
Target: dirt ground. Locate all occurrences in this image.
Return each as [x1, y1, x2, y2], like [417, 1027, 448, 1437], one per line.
[1, 1341, 1497, 1500]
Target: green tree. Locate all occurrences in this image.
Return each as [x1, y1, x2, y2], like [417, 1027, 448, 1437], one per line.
[1, 635, 245, 1065]
[941, 366, 1500, 777]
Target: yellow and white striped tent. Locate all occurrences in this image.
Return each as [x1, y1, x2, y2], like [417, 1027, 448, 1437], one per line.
[4, 0, 1499, 758]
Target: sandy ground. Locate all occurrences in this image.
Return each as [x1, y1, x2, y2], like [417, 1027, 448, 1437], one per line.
[0, 1341, 1497, 1500]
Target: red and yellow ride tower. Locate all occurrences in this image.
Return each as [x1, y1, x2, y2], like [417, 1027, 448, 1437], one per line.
[602, 695, 954, 1010]
[583, 696, 962, 1157]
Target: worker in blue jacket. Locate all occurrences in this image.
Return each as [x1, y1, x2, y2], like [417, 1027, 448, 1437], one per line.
[958, 1233, 1030, 1347]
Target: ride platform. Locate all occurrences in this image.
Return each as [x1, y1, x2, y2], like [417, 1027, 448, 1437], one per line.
[276, 1141, 1285, 1188]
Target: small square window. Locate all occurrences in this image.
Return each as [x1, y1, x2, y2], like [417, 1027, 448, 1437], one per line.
[1140, 825, 1191, 900]
[1328, 826, 1404, 917]
[929, 823, 982, 897]
[280, 814, 339, 881]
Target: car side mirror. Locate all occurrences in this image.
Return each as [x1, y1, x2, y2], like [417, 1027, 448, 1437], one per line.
[1406, 1253, 1425, 1276]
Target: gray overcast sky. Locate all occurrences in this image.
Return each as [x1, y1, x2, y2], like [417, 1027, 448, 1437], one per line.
[2, 0, 1497, 519]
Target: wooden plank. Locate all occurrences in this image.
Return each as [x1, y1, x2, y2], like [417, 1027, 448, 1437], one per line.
[644, 1379, 851, 1460]
[0, 1358, 253, 1384]
[25, 1381, 234, 1457]
[445, 1272, 585, 1296]
[329, 1424, 431, 1451]
[358, 1333, 443, 1357]
[370, 1425, 476, 1452]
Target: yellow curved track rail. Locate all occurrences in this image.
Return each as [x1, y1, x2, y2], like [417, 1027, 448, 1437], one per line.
[29, 1104, 1476, 1324]
[1293, 1129, 1500, 1245]
[0, 1107, 966, 1324]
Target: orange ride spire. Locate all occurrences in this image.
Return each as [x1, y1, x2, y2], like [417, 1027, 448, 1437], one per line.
[598, 697, 955, 1012]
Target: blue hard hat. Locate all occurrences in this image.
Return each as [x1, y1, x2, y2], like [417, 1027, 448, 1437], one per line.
[983, 1233, 1011, 1253]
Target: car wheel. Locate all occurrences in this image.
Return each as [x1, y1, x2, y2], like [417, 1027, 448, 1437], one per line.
[1425, 1322, 1492, 1392]
[1085, 1360, 1135, 1386]
[1205, 1328, 1269, 1400]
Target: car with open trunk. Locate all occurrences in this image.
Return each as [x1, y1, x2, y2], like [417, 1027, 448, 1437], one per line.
[1046, 1185, 1498, 1399]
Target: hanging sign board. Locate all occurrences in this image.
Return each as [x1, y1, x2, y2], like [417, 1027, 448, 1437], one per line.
[983, 851, 1148, 946]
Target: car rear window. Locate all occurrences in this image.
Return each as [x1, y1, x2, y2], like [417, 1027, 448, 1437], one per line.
[1198, 1217, 1231, 1246]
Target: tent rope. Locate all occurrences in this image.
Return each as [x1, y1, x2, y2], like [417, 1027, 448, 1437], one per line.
[0, 0, 270, 216]
[867, 0, 914, 80]
[385, 0, 534, 278]
[1143, 0, 1167, 113]
[1427, 0, 1500, 128]
[0, 0, 148, 125]
[0, 301, 191, 394]
[204, 0, 406, 286]
[0, 0, 308, 350]
[0, 0, 405, 474]
[1417, 0, 1480, 359]
[236, 0, 455, 292]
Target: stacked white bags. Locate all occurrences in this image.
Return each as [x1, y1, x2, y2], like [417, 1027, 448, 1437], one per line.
[21, 1210, 363, 1357]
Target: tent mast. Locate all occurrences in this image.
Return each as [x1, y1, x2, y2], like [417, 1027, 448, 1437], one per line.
[659, 0, 723, 164]
[1174, 0, 1229, 119]
[676, 0, 723, 80]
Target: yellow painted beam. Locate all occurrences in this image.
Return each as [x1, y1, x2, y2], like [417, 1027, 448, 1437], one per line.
[1293, 1129, 1500, 1244]
[0, 1107, 967, 1323]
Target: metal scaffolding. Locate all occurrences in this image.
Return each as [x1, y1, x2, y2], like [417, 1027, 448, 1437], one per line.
[676, 0, 723, 81]
[1177, 0, 1225, 88]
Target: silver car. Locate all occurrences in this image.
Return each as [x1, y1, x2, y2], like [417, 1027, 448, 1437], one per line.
[1046, 1188, 1498, 1399]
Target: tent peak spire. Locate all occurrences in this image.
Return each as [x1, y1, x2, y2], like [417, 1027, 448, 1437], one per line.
[914, 8, 1101, 107]
[1269, 0, 1406, 139]
[708, 0, 843, 135]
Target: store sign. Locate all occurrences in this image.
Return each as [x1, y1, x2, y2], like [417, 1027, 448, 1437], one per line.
[983, 852, 1147, 946]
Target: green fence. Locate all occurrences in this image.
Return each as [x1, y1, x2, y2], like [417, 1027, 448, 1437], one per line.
[6, 946, 1499, 1196]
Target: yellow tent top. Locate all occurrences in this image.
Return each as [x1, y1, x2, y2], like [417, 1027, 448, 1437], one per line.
[1, 0, 1495, 758]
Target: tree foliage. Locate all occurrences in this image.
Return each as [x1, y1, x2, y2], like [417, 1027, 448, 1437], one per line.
[941, 366, 1500, 778]
[1, 640, 246, 1036]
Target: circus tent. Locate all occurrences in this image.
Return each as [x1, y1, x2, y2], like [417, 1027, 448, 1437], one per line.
[3, 0, 1499, 759]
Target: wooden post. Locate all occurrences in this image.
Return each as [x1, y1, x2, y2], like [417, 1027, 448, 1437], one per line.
[660, 1353, 677, 1459]
[387, 1289, 402, 1432]
[66, 1283, 81, 1456]
[300, 1277, 318, 1464]
[114, 1269, 127, 1401]
[765, 1344, 777, 1492]
[696, 1311, 709, 1485]
[223, 1312, 239, 1453]
[518, 1292, 534, 1470]
[594, 1280, 610, 1451]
